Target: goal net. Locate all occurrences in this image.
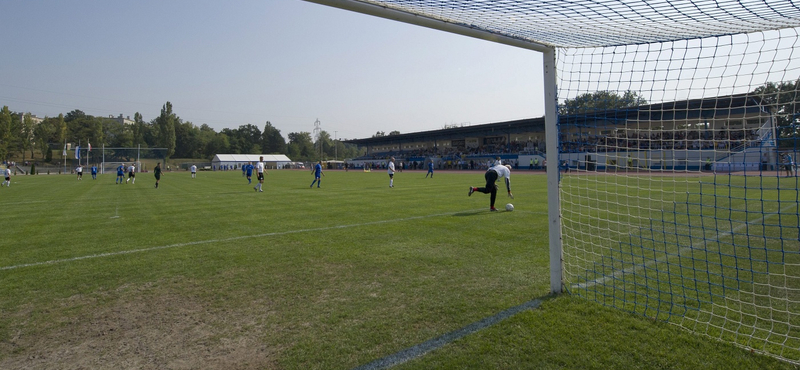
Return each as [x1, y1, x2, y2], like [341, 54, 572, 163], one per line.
[304, 0, 800, 362]
[558, 33, 800, 362]
[99, 147, 167, 174]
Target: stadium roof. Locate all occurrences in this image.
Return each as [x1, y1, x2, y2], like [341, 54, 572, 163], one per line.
[304, 0, 800, 49]
[344, 93, 768, 146]
[342, 117, 545, 146]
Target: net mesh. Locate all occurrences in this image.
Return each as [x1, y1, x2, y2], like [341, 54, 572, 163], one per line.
[336, 0, 800, 47]
[99, 147, 167, 174]
[308, 0, 800, 362]
[555, 28, 800, 361]
[560, 164, 800, 358]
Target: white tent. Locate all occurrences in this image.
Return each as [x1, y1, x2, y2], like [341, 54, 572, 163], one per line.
[211, 154, 292, 170]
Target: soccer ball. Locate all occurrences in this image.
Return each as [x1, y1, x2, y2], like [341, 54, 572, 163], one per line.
[505, 203, 514, 211]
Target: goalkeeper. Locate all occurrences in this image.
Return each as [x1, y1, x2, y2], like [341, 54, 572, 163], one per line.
[468, 161, 513, 212]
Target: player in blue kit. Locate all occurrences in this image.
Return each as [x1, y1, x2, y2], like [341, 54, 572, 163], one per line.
[310, 161, 324, 188]
[116, 163, 125, 184]
[245, 162, 254, 184]
[91, 164, 98, 180]
[425, 160, 434, 178]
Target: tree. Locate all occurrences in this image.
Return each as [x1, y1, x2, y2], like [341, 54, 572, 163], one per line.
[7, 112, 21, 160]
[143, 118, 159, 148]
[56, 114, 66, 163]
[372, 131, 386, 138]
[215, 124, 266, 155]
[64, 109, 86, 123]
[237, 124, 262, 152]
[56, 113, 67, 144]
[220, 128, 243, 153]
[340, 142, 364, 159]
[102, 116, 132, 147]
[388, 130, 401, 136]
[261, 121, 286, 154]
[156, 102, 177, 158]
[174, 121, 202, 158]
[132, 112, 146, 146]
[198, 124, 217, 158]
[20, 113, 35, 162]
[287, 132, 314, 161]
[560, 90, 648, 115]
[91, 116, 104, 149]
[0, 106, 12, 162]
[35, 116, 58, 162]
[206, 132, 230, 156]
[316, 130, 332, 160]
[753, 80, 800, 146]
[328, 137, 361, 161]
[67, 113, 103, 147]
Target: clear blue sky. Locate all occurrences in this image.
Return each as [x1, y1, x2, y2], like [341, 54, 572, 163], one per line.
[1, 0, 545, 140]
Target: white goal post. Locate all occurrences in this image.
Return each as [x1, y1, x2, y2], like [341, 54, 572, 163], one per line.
[304, 0, 800, 363]
[99, 146, 168, 174]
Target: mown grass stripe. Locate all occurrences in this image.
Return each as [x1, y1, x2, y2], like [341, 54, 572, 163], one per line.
[0, 210, 477, 271]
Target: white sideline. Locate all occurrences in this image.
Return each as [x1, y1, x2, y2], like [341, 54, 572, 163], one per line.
[0, 210, 481, 271]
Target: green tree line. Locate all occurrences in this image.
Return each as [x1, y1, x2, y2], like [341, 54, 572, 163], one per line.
[753, 80, 800, 148]
[0, 101, 363, 164]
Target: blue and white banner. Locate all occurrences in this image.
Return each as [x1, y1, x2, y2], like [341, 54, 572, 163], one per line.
[75, 146, 80, 160]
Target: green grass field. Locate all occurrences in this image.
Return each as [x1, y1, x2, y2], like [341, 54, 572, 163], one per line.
[0, 169, 795, 369]
[560, 173, 800, 361]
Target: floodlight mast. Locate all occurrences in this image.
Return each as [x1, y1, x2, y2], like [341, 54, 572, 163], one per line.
[314, 118, 322, 161]
[304, 0, 564, 294]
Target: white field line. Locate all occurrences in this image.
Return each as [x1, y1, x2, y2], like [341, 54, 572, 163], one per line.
[572, 202, 798, 290]
[0, 200, 49, 206]
[352, 298, 544, 370]
[1, 210, 480, 271]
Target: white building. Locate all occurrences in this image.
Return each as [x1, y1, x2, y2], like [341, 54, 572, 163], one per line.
[211, 154, 292, 170]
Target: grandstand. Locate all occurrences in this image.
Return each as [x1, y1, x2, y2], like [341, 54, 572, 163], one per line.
[313, 0, 800, 363]
[345, 93, 776, 172]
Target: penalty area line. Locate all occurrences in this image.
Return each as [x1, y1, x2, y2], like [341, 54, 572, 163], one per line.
[351, 299, 544, 370]
[0, 210, 480, 272]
